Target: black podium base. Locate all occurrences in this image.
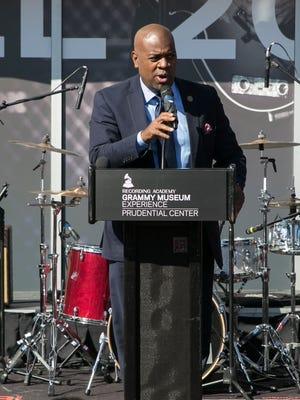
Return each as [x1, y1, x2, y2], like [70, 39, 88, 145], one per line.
[124, 221, 203, 400]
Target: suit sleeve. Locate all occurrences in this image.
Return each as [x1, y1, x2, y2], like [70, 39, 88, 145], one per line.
[212, 87, 246, 189]
[89, 91, 142, 167]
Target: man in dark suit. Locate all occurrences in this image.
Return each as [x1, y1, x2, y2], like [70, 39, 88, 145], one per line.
[89, 23, 246, 378]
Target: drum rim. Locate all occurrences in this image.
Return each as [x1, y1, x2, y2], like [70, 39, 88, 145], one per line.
[202, 295, 226, 380]
[221, 237, 256, 246]
[62, 313, 107, 326]
[68, 244, 103, 254]
[107, 296, 226, 380]
[107, 314, 121, 370]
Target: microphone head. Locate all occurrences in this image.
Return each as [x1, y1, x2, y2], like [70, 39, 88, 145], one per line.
[75, 66, 88, 110]
[160, 85, 172, 97]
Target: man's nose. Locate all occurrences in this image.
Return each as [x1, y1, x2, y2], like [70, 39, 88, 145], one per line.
[158, 57, 169, 68]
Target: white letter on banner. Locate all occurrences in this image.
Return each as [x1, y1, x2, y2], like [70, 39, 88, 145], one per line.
[21, 0, 106, 59]
[252, 0, 294, 60]
[172, 0, 235, 59]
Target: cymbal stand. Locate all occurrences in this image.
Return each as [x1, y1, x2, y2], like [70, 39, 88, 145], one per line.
[0, 200, 62, 393]
[32, 138, 52, 316]
[28, 142, 53, 362]
[275, 184, 300, 359]
[0, 199, 94, 395]
[207, 166, 254, 399]
[46, 199, 95, 395]
[241, 153, 300, 390]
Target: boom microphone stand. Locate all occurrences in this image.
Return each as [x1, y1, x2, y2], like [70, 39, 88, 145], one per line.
[0, 66, 87, 112]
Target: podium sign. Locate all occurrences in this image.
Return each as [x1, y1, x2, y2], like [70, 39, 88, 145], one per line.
[90, 168, 234, 222]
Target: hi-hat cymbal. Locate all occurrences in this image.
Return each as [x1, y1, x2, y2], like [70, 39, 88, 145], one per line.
[31, 186, 88, 198]
[269, 198, 300, 208]
[9, 139, 81, 157]
[239, 138, 300, 149]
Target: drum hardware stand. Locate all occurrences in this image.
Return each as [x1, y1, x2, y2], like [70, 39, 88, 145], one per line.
[85, 310, 120, 396]
[242, 151, 300, 390]
[220, 220, 253, 399]
[274, 186, 300, 361]
[0, 199, 94, 395]
[46, 200, 96, 394]
[206, 166, 254, 399]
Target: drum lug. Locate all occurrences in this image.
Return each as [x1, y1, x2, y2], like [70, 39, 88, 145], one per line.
[80, 250, 84, 261]
[73, 307, 79, 317]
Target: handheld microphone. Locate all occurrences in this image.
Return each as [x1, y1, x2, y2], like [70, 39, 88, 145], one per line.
[75, 66, 88, 109]
[62, 221, 80, 241]
[160, 85, 178, 129]
[264, 45, 272, 88]
[245, 223, 263, 235]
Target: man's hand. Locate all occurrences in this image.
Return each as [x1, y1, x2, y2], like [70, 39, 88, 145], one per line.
[234, 184, 245, 218]
[140, 112, 176, 143]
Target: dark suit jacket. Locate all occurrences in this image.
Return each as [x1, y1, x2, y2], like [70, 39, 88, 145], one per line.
[89, 74, 246, 266]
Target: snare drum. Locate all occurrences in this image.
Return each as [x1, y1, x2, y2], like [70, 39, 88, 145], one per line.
[215, 237, 262, 282]
[63, 244, 110, 325]
[269, 219, 300, 255]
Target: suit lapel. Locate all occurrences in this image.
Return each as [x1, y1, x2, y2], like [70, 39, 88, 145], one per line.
[127, 75, 148, 133]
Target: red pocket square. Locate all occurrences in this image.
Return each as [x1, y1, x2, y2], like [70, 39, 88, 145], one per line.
[203, 122, 213, 134]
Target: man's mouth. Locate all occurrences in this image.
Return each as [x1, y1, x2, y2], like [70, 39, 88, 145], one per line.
[156, 74, 168, 84]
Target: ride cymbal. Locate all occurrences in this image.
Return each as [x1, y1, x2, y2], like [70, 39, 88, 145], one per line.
[239, 138, 300, 149]
[9, 139, 81, 157]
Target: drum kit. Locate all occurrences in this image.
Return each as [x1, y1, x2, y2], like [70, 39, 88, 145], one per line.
[206, 131, 300, 397]
[0, 135, 119, 396]
[1, 131, 300, 397]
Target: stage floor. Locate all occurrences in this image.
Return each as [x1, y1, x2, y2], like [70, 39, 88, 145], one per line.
[0, 369, 300, 399]
[2, 296, 300, 400]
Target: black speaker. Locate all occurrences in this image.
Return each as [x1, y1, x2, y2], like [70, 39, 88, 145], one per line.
[124, 221, 203, 400]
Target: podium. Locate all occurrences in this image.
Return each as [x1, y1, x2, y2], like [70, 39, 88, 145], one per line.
[0, 207, 5, 356]
[89, 167, 235, 400]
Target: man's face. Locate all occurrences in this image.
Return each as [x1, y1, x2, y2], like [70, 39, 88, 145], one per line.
[131, 30, 177, 92]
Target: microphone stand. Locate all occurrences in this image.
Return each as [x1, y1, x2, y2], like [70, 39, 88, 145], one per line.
[0, 65, 86, 112]
[0, 86, 78, 111]
[246, 210, 300, 235]
[270, 59, 300, 85]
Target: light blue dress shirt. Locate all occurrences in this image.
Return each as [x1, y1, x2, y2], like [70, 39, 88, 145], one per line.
[137, 78, 191, 168]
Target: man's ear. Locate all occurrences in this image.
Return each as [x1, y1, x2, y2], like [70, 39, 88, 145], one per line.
[131, 50, 139, 69]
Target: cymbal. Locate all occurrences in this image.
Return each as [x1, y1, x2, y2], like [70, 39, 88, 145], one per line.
[239, 138, 300, 149]
[59, 187, 88, 198]
[269, 198, 300, 208]
[31, 186, 88, 198]
[9, 140, 81, 157]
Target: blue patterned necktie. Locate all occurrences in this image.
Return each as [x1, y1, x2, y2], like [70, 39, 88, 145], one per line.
[154, 96, 177, 168]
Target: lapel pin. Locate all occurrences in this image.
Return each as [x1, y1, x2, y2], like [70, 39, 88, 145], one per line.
[187, 95, 193, 102]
